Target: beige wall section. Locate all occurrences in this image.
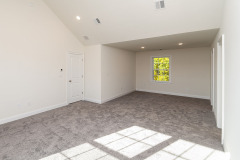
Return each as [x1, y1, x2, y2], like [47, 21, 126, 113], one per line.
[136, 47, 211, 99]
[101, 46, 136, 103]
[212, 1, 240, 159]
[84, 45, 102, 103]
[0, 0, 84, 121]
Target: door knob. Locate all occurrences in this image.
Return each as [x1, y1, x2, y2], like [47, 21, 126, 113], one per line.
[69, 80, 72, 82]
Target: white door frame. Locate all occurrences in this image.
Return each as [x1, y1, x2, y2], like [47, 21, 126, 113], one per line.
[66, 52, 84, 104]
[216, 35, 225, 144]
[211, 48, 215, 110]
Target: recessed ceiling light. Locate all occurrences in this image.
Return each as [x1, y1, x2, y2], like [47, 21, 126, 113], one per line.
[141, 46, 145, 49]
[178, 43, 183, 46]
[76, 16, 81, 20]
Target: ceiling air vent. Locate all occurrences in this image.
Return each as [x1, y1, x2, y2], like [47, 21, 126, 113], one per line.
[155, 0, 165, 9]
[96, 18, 101, 24]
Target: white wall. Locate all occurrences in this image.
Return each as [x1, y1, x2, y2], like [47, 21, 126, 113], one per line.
[136, 47, 211, 99]
[101, 46, 136, 103]
[84, 45, 102, 103]
[212, 1, 240, 159]
[0, 0, 84, 122]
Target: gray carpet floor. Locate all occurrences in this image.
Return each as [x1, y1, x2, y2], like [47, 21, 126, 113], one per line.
[0, 91, 222, 160]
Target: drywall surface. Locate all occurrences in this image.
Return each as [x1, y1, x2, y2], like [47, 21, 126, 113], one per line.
[43, 0, 224, 45]
[212, 0, 240, 159]
[84, 45, 102, 103]
[0, 0, 84, 121]
[136, 47, 211, 99]
[101, 46, 136, 102]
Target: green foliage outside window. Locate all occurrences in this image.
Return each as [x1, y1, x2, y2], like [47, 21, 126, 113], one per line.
[153, 57, 170, 82]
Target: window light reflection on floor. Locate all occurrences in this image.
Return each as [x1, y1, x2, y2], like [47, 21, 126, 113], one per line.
[39, 126, 230, 160]
[94, 126, 172, 158]
[144, 139, 230, 160]
[39, 143, 119, 160]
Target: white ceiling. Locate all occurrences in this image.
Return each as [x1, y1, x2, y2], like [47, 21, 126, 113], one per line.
[44, 0, 224, 45]
[105, 29, 219, 52]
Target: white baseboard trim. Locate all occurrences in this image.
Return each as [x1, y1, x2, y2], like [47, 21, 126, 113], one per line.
[84, 90, 136, 104]
[101, 90, 135, 104]
[0, 102, 68, 125]
[84, 98, 102, 104]
[136, 89, 210, 100]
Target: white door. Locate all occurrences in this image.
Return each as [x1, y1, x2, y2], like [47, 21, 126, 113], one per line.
[67, 54, 84, 103]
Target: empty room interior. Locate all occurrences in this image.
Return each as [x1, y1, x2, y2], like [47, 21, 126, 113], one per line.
[1, 0, 240, 160]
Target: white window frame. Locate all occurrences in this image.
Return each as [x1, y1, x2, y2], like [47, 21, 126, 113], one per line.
[151, 56, 171, 83]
